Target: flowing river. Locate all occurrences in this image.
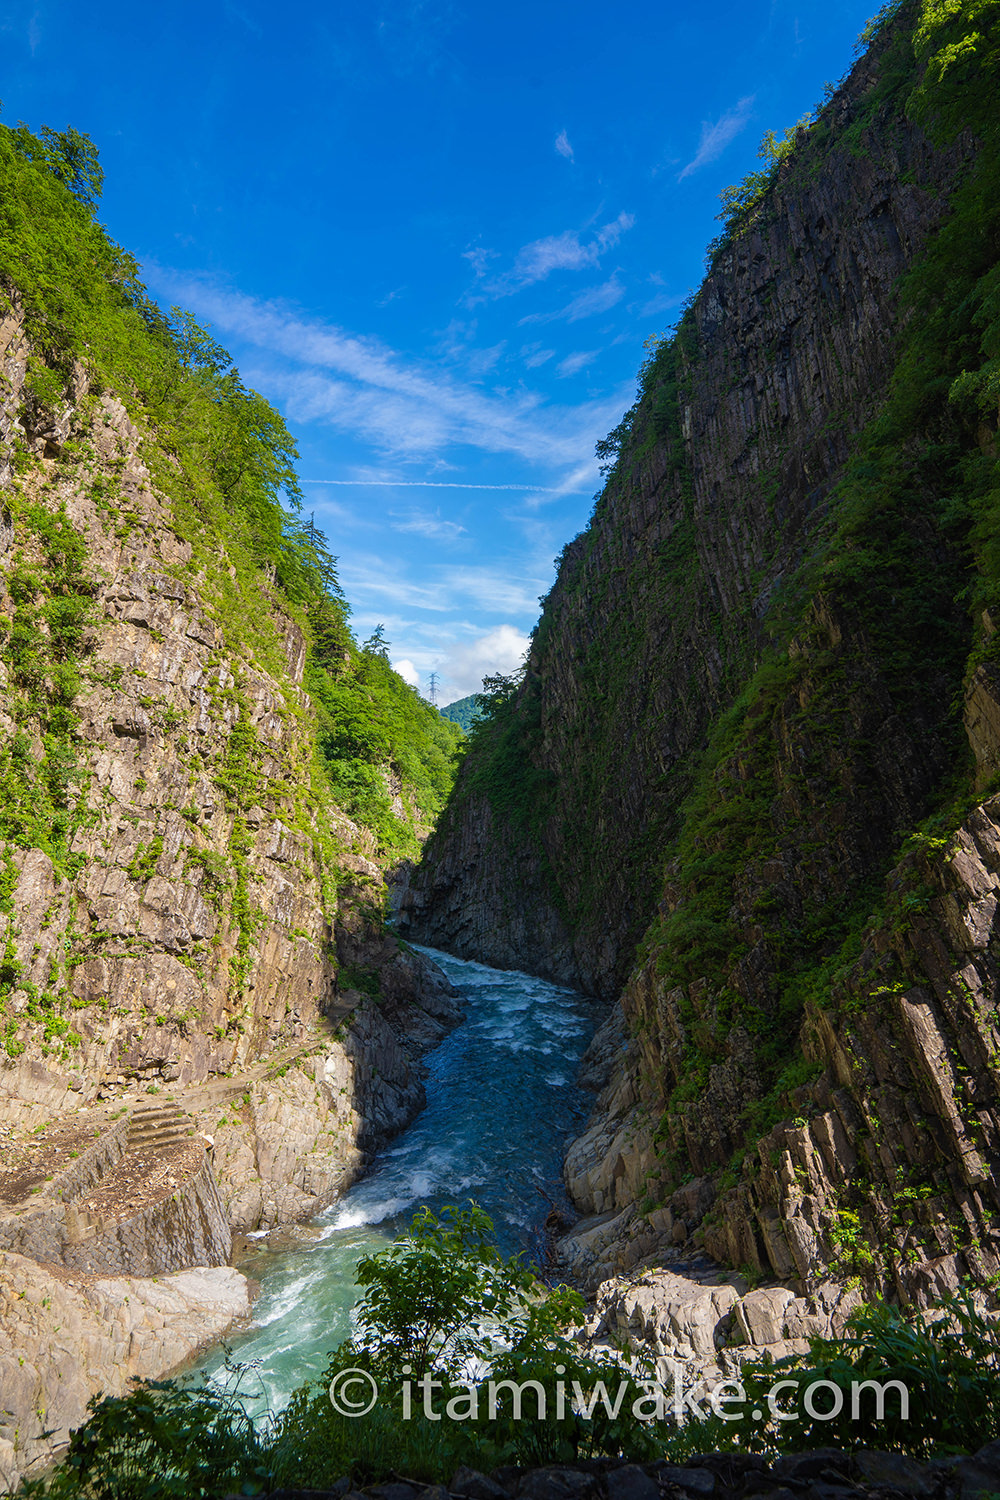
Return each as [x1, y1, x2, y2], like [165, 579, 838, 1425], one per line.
[193, 945, 600, 1414]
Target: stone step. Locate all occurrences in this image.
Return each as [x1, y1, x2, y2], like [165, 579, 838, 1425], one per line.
[129, 1114, 187, 1131]
[126, 1103, 196, 1154]
[128, 1127, 193, 1148]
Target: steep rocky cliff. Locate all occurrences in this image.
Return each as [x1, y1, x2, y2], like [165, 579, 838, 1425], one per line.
[0, 117, 470, 1483]
[402, 7, 974, 998]
[0, 294, 455, 1158]
[403, 0, 1000, 1300]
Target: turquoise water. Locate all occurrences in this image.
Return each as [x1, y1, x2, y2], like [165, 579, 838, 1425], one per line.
[193, 945, 600, 1414]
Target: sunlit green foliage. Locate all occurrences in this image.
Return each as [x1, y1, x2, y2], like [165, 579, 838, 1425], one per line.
[21, 1207, 658, 1495]
[438, 692, 482, 732]
[910, 0, 1000, 137]
[0, 500, 96, 873]
[308, 624, 464, 858]
[713, 116, 813, 243]
[0, 113, 462, 870]
[0, 112, 342, 603]
[675, 1285, 1000, 1459]
[22, 1215, 1000, 1494]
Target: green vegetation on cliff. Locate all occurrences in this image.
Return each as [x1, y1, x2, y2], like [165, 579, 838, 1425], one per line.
[0, 114, 462, 868]
[24, 1214, 1000, 1495]
[307, 617, 464, 852]
[638, 0, 1000, 1121]
[438, 693, 481, 733]
[411, 0, 1000, 1287]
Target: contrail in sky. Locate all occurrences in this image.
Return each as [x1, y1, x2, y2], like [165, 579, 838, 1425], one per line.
[300, 479, 577, 492]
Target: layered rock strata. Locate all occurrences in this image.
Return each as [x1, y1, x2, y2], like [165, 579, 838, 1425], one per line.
[0, 284, 463, 1488]
[0, 295, 458, 1167]
[1, 291, 459, 1095]
[559, 783, 1000, 1305]
[405, 6, 1000, 1311]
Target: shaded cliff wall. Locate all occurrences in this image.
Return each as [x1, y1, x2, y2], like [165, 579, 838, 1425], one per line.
[406, 2, 1000, 1295]
[562, 781, 1000, 1302]
[401, 9, 973, 998]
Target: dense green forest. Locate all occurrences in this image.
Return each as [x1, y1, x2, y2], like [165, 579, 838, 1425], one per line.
[0, 115, 463, 865]
[438, 693, 482, 733]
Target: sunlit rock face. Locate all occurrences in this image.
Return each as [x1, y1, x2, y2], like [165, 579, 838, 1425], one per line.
[0, 299, 460, 1198]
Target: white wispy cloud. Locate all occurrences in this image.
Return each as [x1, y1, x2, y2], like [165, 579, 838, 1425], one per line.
[338, 559, 453, 613]
[518, 457, 606, 509]
[301, 495, 370, 527]
[437, 567, 545, 615]
[639, 289, 686, 318]
[466, 212, 634, 302]
[678, 95, 755, 180]
[521, 344, 556, 368]
[510, 213, 633, 285]
[433, 317, 505, 376]
[519, 275, 625, 327]
[389, 509, 467, 542]
[439, 623, 531, 700]
[341, 557, 545, 618]
[555, 129, 574, 162]
[224, 2, 262, 36]
[302, 478, 572, 492]
[145, 265, 628, 481]
[556, 351, 597, 378]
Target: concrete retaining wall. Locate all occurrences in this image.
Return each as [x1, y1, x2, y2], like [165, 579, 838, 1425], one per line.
[0, 1147, 231, 1274]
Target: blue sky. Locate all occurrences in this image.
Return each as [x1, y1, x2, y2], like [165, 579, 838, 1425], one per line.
[3, 0, 877, 702]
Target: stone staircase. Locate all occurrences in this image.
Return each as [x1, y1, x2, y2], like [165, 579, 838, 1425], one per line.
[126, 1100, 197, 1154]
[0, 1096, 228, 1278]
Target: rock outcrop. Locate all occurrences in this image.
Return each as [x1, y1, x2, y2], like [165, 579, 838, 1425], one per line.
[0, 209, 463, 1485]
[0, 294, 459, 1159]
[400, 16, 974, 1000]
[404, 4, 1000, 1310]
[0, 1251, 252, 1493]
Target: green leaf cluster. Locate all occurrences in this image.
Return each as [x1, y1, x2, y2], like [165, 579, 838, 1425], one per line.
[308, 625, 464, 859]
[712, 116, 813, 245]
[0, 500, 96, 873]
[25, 1214, 1000, 1495]
[438, 693, 482, 733]
[0, 117, 335, 605]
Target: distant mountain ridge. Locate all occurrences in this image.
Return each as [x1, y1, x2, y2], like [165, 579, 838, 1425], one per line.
[438, 694, 481, 733]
